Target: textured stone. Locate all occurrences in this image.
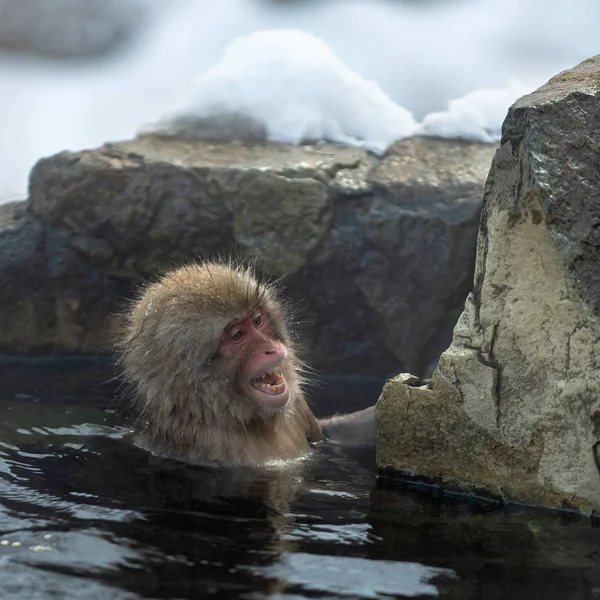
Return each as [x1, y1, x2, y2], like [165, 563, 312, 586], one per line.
[376, 55, 600, 512]
[2, 136, 494, 378]
[0, 201, 130, 352]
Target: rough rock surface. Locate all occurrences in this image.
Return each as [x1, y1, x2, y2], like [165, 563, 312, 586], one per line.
[376, 56, 600, 511]
[0, 136, 495, 377]
[0, 0, 146, 61]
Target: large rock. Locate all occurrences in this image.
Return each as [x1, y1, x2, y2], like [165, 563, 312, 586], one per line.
[0, 136, 494, 378]
[376, 56, 600, 511]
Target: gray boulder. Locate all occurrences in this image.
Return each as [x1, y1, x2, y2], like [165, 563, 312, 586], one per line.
[376, 56, 600, 511]
[0, 135, 495, 378]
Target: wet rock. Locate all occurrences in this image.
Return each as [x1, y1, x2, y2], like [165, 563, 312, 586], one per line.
[0, 0, 147, 61]
[376, 56, 600, 511]
[298, 137, 494, 375]
[1, 135, 494, 377]
[0, 201, 130, 352]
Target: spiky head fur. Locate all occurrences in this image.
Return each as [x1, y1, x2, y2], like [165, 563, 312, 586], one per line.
[118, 261, 320, 465]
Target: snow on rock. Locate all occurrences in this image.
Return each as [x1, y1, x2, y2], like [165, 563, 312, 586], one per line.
[146, 29, 533, 153]
[144, 29, 418, 154]
[417, 80, 535, 143]
[1, 0, 597, 198]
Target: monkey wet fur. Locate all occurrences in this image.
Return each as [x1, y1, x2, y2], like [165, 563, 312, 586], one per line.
[119, 261, 374, 466]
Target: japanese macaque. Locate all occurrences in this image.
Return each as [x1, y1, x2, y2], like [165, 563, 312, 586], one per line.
[118, 261, 374, 467]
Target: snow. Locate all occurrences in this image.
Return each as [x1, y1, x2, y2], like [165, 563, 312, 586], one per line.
[147, 30, 537, 152]
[0, 0, 598, 199]
[418, 80, 536, 143]
[146, 29, 417, 154]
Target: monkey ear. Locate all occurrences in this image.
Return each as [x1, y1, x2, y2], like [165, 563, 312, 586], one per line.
[176, 319, 223, 367]
[196, 335, 221, 366]
[204, 344, 219, 365]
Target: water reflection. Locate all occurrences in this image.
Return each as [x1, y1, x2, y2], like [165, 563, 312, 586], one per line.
[249, 552, 454, 598]
[1, 362, 600, 599]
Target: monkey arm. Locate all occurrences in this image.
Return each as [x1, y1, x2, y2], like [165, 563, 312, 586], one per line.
[300, 403, 325, 443]
[318, 406, 375, 446]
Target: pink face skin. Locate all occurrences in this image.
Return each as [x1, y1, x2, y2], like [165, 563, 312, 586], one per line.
[218, 309, 290, 408]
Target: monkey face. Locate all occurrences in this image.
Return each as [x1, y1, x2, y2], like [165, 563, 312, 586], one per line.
[218, 308, 291, 410]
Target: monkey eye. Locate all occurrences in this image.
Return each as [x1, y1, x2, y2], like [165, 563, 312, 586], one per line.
[252, 313, 263, 328]
[229, 329, 244, 342]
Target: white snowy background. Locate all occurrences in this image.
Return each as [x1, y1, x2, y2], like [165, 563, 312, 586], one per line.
[1, 0, 598, 201]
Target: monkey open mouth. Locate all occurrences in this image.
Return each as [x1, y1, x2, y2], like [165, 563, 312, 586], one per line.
[247, 370, 289, 408]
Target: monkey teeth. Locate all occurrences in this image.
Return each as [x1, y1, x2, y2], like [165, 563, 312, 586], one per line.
[250, 371, 286, 395]
[254, 381, 286, 394]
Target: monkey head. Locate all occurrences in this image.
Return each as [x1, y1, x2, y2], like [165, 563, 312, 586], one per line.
[119, 262, 305, 447]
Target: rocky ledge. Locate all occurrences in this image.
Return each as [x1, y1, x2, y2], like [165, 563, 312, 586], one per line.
[0, 136, 494, 378]
[376, 56, 600, 512]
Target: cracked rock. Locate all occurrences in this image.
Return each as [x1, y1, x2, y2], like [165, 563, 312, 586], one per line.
[1, 135, 494, 376]
[376, 55, 600, 512]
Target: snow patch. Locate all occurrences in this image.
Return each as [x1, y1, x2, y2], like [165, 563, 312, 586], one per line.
[146, 30, 536, 154]
[418, 80, 536, 142]
[144, 29, 417, 154]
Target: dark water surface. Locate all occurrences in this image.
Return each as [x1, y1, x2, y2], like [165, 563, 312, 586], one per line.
[1, 362, 600, 600]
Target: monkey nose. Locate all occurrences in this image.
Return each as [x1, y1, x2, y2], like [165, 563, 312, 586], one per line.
[264, 342, 287, 359]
